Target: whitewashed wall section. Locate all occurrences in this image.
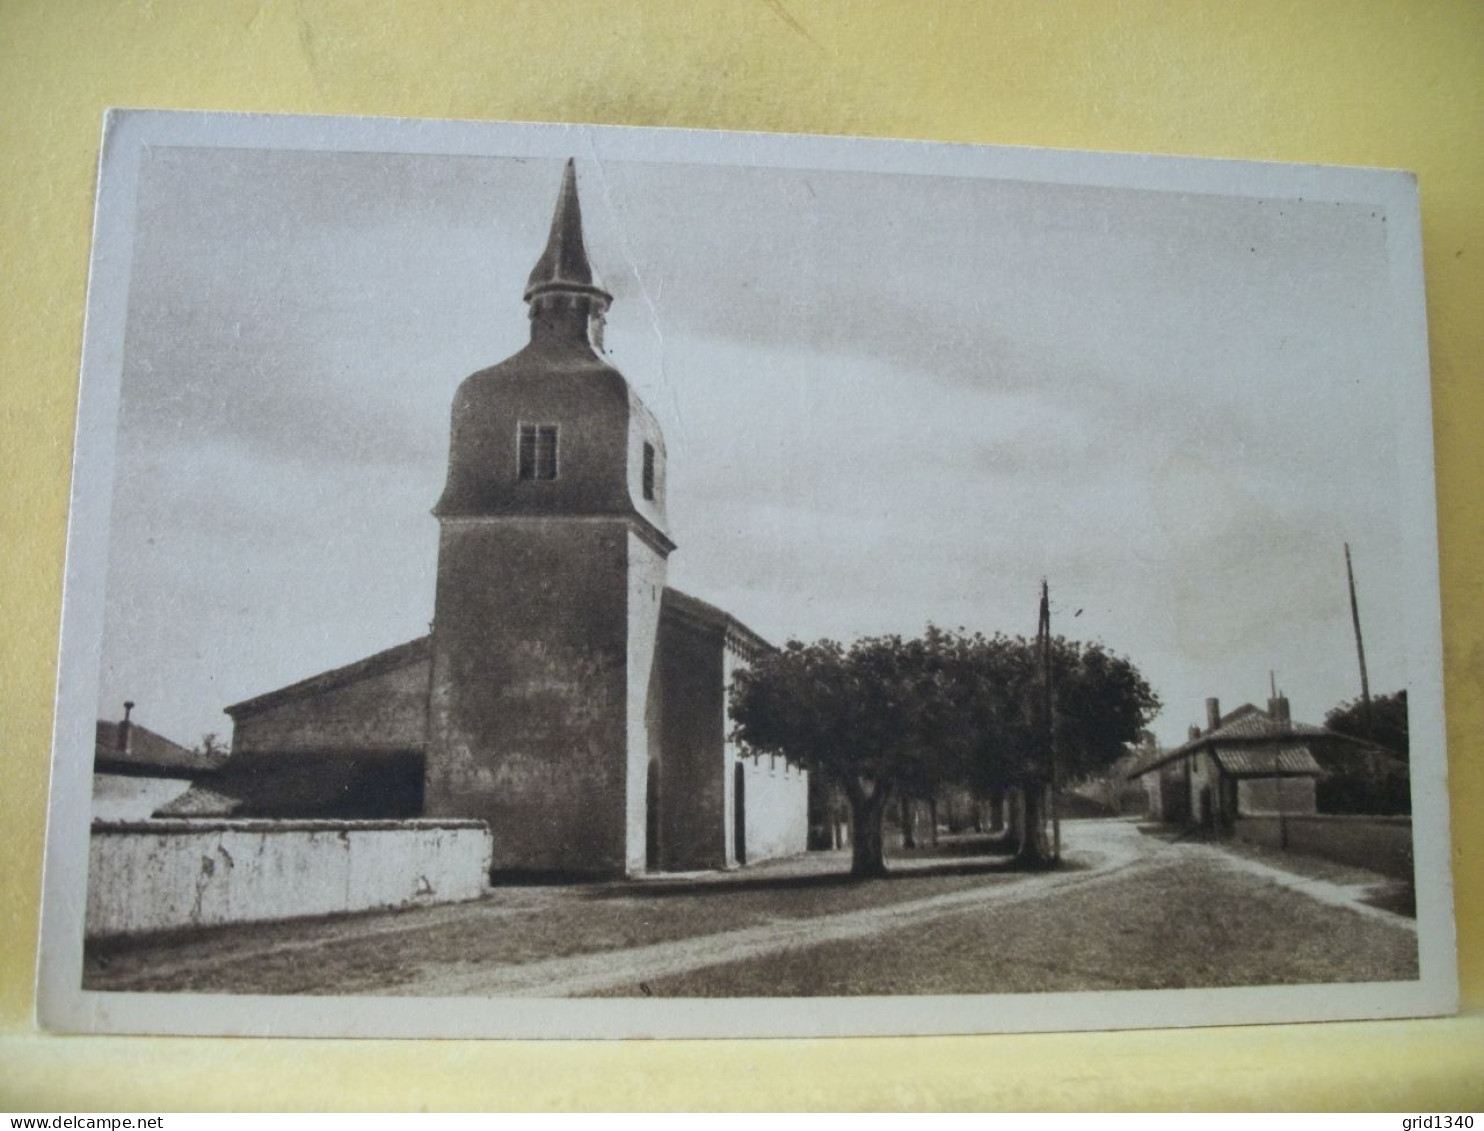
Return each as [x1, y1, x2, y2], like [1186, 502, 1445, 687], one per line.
[86, 818, 492, 938]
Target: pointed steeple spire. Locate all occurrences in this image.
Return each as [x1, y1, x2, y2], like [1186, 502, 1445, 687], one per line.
[524, 159, 610, 304]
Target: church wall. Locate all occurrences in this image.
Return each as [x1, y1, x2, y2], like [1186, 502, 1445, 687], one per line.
[738, 752, 809, 865]
[624, 390, 668, 536]
[624, 528, 668, 874]
[655, 617, 728, 871]
[229, 658, 431, 757]
[721, 644, 810, 867]
[439, 360, 634, 521]
[721, 646, 744, 867]
[426, 519, 631, 876]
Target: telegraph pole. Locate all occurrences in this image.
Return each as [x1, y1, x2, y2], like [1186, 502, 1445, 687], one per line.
[1039, 580, 1060, 862]
[1344, 543, 1373, 734]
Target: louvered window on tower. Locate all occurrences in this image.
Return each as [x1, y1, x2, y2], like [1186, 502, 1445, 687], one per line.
[642, 442, 656, 501]
[518, 423, 559, 480]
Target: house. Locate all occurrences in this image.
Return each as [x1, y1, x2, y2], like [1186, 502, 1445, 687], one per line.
[163, 161, 809, 877]
[1131, 695, 1363, 830]
[93, 701, 224, 820]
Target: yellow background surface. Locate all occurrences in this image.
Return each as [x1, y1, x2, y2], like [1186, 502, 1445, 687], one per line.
[2, 0, 1481, 1111]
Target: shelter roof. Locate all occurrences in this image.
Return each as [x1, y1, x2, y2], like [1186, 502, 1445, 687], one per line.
[1211, 745, 1323, 777]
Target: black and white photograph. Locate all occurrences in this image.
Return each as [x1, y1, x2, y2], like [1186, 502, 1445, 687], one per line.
[37, 110, 1456, 1038]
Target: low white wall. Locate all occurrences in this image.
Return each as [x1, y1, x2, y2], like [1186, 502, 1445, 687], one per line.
[87, 818, 492, 939]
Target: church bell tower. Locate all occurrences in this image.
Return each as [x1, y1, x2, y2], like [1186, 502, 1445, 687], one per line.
[425, 160, 673, 877]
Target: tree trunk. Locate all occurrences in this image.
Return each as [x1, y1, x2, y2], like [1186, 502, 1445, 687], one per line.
[848, 784, 889, 878]
[1017, 783, 1052, 866]
[928, 798, 940, 847]
[900, 794, 915, 849]
[1005, 787, 1022, 844]
[989, 788, 1006, 833]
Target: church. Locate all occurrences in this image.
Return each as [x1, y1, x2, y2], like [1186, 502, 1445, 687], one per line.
[166, 161, 810, 878]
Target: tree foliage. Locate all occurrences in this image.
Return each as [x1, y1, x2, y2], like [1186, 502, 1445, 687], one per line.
[729, 626, 1160, 876]
[928, 629, 1160, 863]
[1324, 690, 1408, 760]
[193, 732, 230, 765]
[1319, 690, 1410, 815]
[728, 635, 942, 876]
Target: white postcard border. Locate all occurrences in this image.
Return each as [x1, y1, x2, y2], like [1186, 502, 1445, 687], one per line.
[36, 109, 1458, 1038]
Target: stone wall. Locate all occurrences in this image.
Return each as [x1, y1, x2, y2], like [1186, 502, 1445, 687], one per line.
[1233, 813, 1413, 880]
[86, 818, 491, 938]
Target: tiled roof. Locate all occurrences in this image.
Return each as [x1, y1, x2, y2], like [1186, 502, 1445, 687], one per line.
[661, 587, 773, 657]
[1131, 702, 1364, 778]
[94, 720, 220, 774]
[225, 636, 431, 718]
[1206, 711, 1329, 742]
[1211, 744, 1322, 776]
[153, 785, 242, 817]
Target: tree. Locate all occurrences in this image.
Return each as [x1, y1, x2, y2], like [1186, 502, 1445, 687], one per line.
[730, 626, 1160, 875]
[1325, 690, 1408, 760]
[1320, 690, 1410, 814]
[729, 634, 956, 877]
[926, 629, 1160, 865]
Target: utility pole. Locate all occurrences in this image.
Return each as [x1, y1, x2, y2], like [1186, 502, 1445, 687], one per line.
[1344, 542, 1373, 735]
[1039, 580, 1060, 862]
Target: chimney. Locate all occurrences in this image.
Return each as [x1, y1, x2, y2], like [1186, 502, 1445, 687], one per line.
[1268, 696, 1291, 726]
[1187, 725, 1202, 742]
[1205, 697, 1221, 733]
[118, 700, 135, 753]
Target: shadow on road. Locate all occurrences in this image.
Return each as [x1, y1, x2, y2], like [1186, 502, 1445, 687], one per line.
[892, 833, 1018, 857]
[582, 853, 1089, 901]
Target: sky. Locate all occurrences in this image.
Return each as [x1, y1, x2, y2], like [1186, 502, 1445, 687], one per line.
[97, 143, 1419, 749]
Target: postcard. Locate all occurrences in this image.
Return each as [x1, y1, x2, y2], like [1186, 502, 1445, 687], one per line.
[37, 110, 1456, 1037]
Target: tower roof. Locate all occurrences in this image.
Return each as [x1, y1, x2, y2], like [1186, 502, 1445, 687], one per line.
[524, 159, 610, 304]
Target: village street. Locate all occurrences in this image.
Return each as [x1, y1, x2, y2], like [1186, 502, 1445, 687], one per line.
[84, 820, 1418, 998]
